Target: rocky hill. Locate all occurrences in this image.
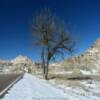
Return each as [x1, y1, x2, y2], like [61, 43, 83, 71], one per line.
[1, 38, 100, 75]
[11, 55, 33, 64]
[0, 55, 35, 73]
[61, 38, 100, 75]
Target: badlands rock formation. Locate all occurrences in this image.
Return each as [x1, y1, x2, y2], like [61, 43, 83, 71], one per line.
[0, 55, 34, 73]
[0, 38, 100, 75]
[62, 38, 100, 75]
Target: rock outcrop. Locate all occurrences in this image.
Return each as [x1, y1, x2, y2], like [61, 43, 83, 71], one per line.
[0, 55, 34, 73]
[62, 38, 100, 75]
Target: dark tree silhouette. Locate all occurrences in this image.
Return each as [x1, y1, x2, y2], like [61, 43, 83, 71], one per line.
[32, 9, 76, 80]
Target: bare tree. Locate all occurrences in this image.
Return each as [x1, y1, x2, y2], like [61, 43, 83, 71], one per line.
[32, 9, 76, 80]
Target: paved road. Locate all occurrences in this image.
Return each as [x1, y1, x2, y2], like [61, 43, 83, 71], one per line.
[0, 73, 22, 93]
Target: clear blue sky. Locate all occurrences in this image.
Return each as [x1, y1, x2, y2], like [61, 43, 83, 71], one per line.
[0, 0, 100, 61]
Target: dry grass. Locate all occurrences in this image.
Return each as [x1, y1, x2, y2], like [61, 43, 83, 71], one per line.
[54, 77, 81, 87]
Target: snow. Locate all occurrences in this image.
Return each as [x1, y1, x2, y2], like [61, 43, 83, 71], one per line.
[77, 70, 98, 75]
[1, 73, 68, 100]
[53, 84, 100, 100]
[80, 70, 91, 75]
[81, 80, 100, 93]
[1, 73, 100, 100]
[48, 79, 100, 100]
[92, 69, 98, 74]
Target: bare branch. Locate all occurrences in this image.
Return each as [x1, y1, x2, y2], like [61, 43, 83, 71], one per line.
[31, 8, 76, 79]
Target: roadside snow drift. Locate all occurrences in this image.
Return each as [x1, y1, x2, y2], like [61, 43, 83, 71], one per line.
[1, 73, 69, 100]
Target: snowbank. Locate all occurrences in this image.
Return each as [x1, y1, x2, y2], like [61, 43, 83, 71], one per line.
[1, 73, 69, 100]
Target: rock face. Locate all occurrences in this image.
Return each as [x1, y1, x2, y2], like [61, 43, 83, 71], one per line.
[0, 55, 34, 73]
[11, 55, 33, 64]
[62, 38, 100, 75]
[85, 38, 100, 56]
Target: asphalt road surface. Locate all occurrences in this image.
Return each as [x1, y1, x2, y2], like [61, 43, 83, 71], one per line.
[0, 73, 23, 93]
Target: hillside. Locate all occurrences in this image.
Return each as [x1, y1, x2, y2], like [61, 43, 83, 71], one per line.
[60, 38, 100, 75]
[0, 55, 34, 73]
[1, 38, 100, 76]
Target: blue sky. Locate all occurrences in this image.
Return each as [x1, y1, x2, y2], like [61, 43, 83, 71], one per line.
[0, 0, 100, 61]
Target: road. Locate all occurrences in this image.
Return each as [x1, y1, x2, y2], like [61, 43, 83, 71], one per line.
[0, 73, 23, 98]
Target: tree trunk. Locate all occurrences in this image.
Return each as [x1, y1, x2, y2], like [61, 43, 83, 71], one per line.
[41, 48, 45, 79]
[44, 59, 49, 80]
[43, 64, 46, 79]
[41, 47, 50, 80]
[44, 65, 48, 80]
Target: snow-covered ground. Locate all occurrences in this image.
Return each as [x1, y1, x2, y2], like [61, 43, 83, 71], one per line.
[1, 73, 68, 100]
[48, 79, 100, 100]
[1, 73, 100, 100]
